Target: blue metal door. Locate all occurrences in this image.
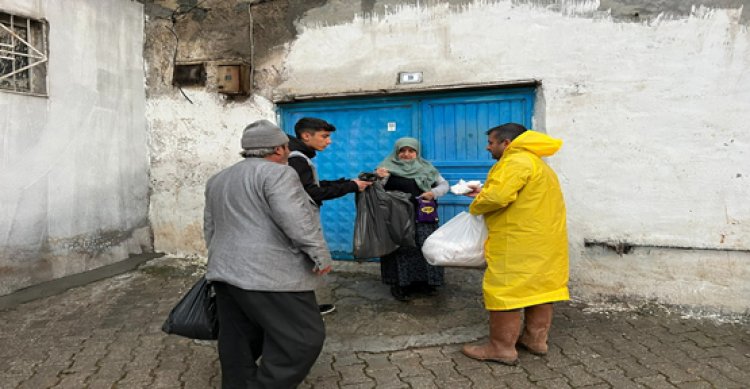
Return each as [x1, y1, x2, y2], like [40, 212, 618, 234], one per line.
[278, 88, 534, 259]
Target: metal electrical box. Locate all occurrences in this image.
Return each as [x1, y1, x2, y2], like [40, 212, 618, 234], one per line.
[217, 64, 250, 95]
[172, 63, 206, 86]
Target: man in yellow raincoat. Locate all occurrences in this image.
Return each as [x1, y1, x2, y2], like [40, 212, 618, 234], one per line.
[462, 122, 569, 365]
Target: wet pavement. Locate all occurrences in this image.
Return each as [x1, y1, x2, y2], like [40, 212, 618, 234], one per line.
[0, 256, 748, 388]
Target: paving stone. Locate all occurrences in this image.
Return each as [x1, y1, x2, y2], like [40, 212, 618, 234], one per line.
[415, 346, 451, 364]
[308, 357, 339, 379]
[537, 377, 572, 388]
[0, 374, 31, 389]
[308, 376, 344, 388]
[523, 358, 564, 381]
[401, 375, 438, 389]
[366, 367, 407, 388]
[422, 361, 466, 383]
[333, 352, 363, 368]
[704, 357, 750, 384]
[649, 362, 700, 384]
[395, 356, 433, 378]
[557, 364, 605, 387]
[151, 368, 182, 387]
[488, 362, 525, 377]
[674, 381, 713, 389]
[615, 357, 658, 378]
[16, 369, 60, 389]
[359, 352, 395, 371]
[596, 368, 646, 389]
[683, 331, 727, 348]
[459, 367, 502, 388]
[55, 372, 96, 388]
[675, 340, 722, 359]
[545, 344, 578, 368]
[87, 378, 121, 389]
[339, 383, 376, 389]
[688, 363, 745, 388]
[634, 374, 679, 389]
[434, 377, 472, 388]
[388, 349, 417, 360]
[338, 364, 373, 385]
[494, 372, 537, 388]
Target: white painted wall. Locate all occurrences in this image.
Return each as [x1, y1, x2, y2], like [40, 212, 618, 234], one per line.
[145, 1, 749, 312]
[146, 91, 275, 255]
[0, 0, 151, 295]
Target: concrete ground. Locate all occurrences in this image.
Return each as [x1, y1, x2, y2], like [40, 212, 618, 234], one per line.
[0, 256, 748, 389]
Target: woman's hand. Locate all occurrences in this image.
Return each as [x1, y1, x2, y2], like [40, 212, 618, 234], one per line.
[419, 191, 435, 201]
[375, 167, 390, 178]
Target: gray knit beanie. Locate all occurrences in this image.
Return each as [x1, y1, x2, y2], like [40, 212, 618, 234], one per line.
[241, 120, 288, 150]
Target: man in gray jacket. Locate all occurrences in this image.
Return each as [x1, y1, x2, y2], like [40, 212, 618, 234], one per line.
[204, 119, 332, 389]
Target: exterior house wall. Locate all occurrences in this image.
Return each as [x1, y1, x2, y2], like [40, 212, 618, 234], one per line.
[0, 0, 151, 295]
[143, 0, 749, 313]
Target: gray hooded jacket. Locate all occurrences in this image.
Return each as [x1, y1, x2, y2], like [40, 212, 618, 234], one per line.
[204, 158, 332, 291]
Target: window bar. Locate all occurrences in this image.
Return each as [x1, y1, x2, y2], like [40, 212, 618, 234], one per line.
[26, 17, 31, 92]
[10, 14, 16, 91]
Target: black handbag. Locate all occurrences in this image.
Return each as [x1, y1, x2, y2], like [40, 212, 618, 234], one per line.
[162, 276, 219, 340]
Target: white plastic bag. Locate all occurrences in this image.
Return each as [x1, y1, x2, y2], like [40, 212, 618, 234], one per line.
[449, 179, 483, 195]
[422, 211, 488, 267]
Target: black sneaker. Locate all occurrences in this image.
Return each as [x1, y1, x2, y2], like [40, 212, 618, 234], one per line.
[390, 286, 411, 301]
[318, 304, 336, 315]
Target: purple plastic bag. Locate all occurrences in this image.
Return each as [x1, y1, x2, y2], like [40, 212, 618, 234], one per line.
[416, 198, 438, 223]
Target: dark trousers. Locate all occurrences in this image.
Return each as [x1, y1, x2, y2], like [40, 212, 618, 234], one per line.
[213, 283, 325, 389]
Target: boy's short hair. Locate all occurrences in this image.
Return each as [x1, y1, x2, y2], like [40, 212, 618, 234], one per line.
[294, 117, 336, 138]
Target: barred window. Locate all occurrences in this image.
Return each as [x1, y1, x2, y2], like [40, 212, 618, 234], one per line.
[0, 12, 48, 95]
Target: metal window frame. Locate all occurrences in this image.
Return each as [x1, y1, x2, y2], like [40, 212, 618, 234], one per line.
[0, 12, 48, 95]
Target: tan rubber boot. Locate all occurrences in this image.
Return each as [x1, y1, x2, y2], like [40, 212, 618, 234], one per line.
[517, 303, 553, 356]
[461, 310, 521, 365]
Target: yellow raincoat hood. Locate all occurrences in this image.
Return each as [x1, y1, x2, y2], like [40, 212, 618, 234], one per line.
[469, 130, 569, 310]
[508, 130, 562, 158]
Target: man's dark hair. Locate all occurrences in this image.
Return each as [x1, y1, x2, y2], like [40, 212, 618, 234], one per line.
[294, 117, 336, 138]
[486, 122, 527, 142]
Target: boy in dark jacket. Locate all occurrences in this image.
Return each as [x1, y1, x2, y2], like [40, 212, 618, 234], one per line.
[288, 117, 370, 206]
[288, 117, 371, 314]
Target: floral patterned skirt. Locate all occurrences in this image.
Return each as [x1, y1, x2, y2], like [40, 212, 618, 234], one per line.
[380, 223, 445, 287]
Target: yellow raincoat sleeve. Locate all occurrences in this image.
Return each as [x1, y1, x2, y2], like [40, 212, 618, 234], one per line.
[469, 155, 533, 216]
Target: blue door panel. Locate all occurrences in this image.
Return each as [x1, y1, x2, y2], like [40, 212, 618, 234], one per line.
[278, 88, 535, 259]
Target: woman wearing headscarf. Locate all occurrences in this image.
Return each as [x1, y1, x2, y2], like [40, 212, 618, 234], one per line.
[374, 137, 449, 301]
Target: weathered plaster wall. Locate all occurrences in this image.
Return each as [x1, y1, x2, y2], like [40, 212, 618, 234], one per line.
[0, 0, 151, 295]
[143, 0, 749, 312]
[141, 0, 277, 255]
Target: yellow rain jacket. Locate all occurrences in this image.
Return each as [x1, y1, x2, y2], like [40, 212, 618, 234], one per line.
[469, 130, 569, 310]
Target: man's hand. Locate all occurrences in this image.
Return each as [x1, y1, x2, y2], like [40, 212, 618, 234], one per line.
[314, 265, 332, 276]
[465, 184, 481, 198]
[375, 167, 389, 178]
[419, 191, 435, 201]
[353, 179, 372, 192]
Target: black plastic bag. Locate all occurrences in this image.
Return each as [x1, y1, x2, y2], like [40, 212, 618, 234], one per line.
[353, 182, 415, 259]
[162, 276, 219, 340]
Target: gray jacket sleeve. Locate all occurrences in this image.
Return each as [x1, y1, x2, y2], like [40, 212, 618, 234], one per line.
[203, 178, 215, 247]
[431, 174, 449, 198]
[265, 166, 332, 270]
